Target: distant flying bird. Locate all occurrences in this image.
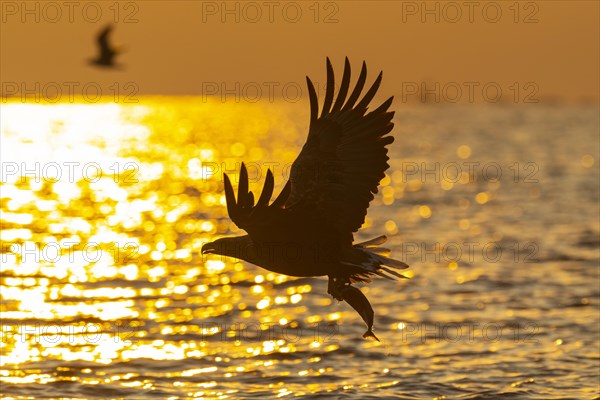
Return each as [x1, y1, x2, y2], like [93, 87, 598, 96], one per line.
[89, 25, 121, 68]
[202, 58, 410, 340]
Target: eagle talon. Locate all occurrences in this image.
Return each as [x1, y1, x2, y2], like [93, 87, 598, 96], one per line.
[328, 276, 349, 301]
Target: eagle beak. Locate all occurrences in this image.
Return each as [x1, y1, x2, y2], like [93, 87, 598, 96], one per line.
[201, 242, 216, 255]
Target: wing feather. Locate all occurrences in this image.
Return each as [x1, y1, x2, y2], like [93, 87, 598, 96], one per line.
[255, 169, 274, 208]
[306, 77, 319, 129]
[270, 180, 291, 209]
[355, 72, 383, 111]
[320, 58, 335, 117]
[222, 59, 395, 243]
[286, 59, 395, 236]
[238, 163, 250, 207]
[331, 57, 351, 113]
[223, 165, 288, 232]
[342, 61, 367, 111]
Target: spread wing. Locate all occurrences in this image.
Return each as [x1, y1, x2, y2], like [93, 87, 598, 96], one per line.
[223, 163, 290, 233]
[286, 57, 395, 237]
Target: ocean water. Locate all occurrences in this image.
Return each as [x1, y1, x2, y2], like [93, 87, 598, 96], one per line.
[0, 99, 598, 399]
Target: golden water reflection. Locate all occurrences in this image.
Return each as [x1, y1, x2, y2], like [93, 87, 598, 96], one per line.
[0, 99, 362, 397]
[1, 100, 598, 398]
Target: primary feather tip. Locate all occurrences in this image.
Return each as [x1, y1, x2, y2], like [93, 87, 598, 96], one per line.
[363, 329, 380, 342]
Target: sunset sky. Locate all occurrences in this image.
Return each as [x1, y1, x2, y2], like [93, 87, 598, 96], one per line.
[1, 1, 598, 102]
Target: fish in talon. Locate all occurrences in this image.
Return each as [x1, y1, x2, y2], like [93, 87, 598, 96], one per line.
[341, 285, 380, 342]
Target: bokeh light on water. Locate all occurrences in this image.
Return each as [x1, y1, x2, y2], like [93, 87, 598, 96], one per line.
[0, 99, 598, 398]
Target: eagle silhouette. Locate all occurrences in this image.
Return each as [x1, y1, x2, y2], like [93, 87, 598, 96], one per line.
[202, 58, 410, 340]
